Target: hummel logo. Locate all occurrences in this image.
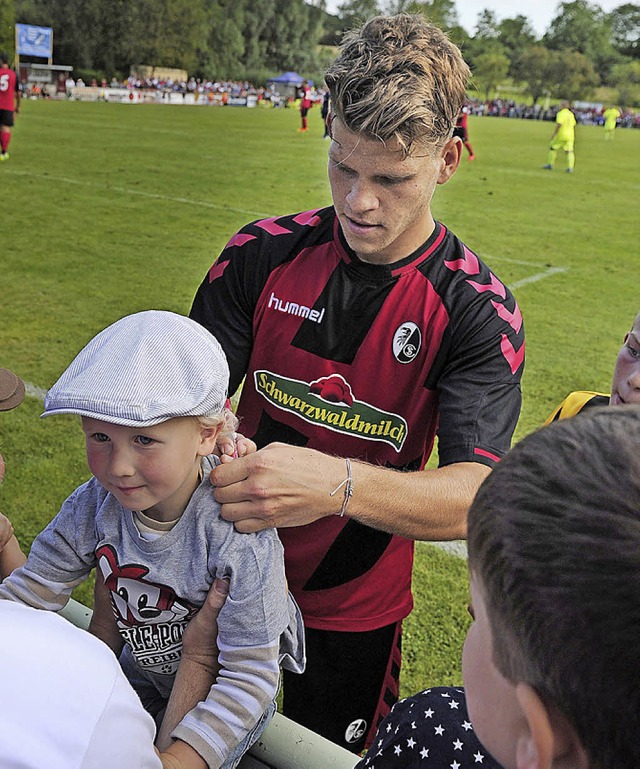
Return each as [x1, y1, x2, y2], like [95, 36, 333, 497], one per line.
[267, 292, 325, 324]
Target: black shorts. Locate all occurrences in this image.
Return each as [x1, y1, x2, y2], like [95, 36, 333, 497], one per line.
[452, 126, 466, 140]
[300, 106, 309, 118]
[282, 621, 402, 753]
[0, 109, 14, 127]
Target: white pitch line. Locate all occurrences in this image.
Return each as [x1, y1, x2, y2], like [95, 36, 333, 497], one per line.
[509, 266, 567, 291]
[429, 540, 468, 559]
[24, 382, 48, 401]
[5, 169, 272, 219]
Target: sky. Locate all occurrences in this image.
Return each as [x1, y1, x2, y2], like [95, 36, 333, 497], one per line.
[323, 1, 625, 37]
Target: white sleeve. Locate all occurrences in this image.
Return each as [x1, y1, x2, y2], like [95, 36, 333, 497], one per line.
[0, 603, 161, 769]
[81, 668, 162, 769]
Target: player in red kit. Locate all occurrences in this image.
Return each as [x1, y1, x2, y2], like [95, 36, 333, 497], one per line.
[191, 14, 523, 755]
[298, 80, 312, 133]
[453, 106, 475, 160]
[0, 53, 20, 161]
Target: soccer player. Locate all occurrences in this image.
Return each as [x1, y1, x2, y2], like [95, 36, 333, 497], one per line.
[298, 80, 312, 133]
[602, 105, 621, 140]
[453, 106, 475, 160]
[543, 100, 576, 173]
[190, 14, 524, 754]
[0, 52, 20, 161]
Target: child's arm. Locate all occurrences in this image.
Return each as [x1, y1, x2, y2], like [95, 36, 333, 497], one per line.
[88, 576, 124, 657]
[0, 512, 27, 579]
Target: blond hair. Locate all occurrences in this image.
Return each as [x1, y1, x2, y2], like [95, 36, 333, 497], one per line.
[325, 14, 470, 156]
[195, 407, 238, 437]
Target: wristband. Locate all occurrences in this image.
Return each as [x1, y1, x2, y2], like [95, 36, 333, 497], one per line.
[329, 458, 353, 517]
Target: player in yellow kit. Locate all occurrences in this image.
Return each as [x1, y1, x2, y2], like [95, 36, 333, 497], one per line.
[543, 101, 576, 173]
[602, 105, 621, 140]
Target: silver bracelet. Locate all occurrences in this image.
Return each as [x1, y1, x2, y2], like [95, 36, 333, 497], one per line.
[329, 458, 354, 517]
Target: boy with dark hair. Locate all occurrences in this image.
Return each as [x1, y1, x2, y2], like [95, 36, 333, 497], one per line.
[464, 405, 640, 768]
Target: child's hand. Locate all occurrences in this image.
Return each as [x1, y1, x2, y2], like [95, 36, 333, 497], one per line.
[217, 432, 257, 464]
[0, 512, 27, 579]
[0, 512, 15, 552]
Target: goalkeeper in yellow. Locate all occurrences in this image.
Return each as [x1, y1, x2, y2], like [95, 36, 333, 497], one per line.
[543, 101, 576, 173]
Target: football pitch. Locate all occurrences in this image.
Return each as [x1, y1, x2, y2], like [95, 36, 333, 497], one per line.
[1, 100, 639, 695]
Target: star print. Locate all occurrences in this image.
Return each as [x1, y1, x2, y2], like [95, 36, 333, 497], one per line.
[451, 761, 460, 769]
[441, 692, 451, 698]
[462, 721, 473, 731]
[407, 738, 416, 749]
[411, 721, 417, 730]
[420, 748, 430, 758]
[394, 745, 402, 756]
[453, 739, 463, 750]
[435, 725, 445, 736]
[474, 751, 485, 762]
[449, 700, 460, 709]
[386, 723, 392, 733]
[425, 708, 434, 718]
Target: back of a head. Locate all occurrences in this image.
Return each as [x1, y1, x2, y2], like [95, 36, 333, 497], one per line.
[0, 52, 8, 66]
[324, 14, 470, 155]
[468, 406, 640, 769]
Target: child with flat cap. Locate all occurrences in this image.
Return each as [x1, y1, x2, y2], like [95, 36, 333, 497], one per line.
[0, 310, 305, 769]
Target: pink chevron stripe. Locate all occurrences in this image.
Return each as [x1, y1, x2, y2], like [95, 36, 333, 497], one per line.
[491, 300, 523, 333]
[444, 245, 480, 275]
[500, 334, 525, 374]
[467, 272, 507, 300]
[293, 210, 322, 226]
[224, 232, 256, 249]
[474, 447, 501, 462]
[255, 218, 292, 236]
[208, 260, 229, 282]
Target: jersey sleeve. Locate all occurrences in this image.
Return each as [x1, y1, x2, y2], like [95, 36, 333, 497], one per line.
[190, 222, 272, 394]
[434, 254, 525, 468]
[189, 209, 331, 395]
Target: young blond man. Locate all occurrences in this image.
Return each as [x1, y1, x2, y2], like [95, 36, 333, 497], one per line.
[191, 14, 524, 751]
[0, 311, 304, 769]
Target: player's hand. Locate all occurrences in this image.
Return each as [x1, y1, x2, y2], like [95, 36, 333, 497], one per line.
[215, 431, 257, 464]
[180, 577, 228, 675]
[210, 443, 346, 532]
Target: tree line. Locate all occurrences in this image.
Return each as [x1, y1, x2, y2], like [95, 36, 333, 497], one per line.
[0, 0, 638, 105]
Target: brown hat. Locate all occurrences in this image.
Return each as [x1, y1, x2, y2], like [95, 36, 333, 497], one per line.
[0, 368, 25, 412]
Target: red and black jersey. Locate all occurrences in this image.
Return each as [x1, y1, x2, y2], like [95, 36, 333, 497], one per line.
[0, 66, 18, 112]
[191, 207, 524, 631]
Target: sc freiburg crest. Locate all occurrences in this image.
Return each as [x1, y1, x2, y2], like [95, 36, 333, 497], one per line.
[393, 322, 421, 364]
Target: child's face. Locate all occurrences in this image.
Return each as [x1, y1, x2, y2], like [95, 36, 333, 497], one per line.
[82, 416, 218, 522]
[610, 315, 640, 406]
[461, 573, 524, 769]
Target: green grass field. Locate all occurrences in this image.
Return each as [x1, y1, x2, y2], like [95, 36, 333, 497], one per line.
[1, 100, 639, 696]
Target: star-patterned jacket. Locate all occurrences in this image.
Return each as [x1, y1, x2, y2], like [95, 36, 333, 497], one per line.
[355, 687, 502, 769]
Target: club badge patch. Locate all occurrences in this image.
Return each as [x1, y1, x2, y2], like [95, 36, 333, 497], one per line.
[393, 322, 421, 364]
